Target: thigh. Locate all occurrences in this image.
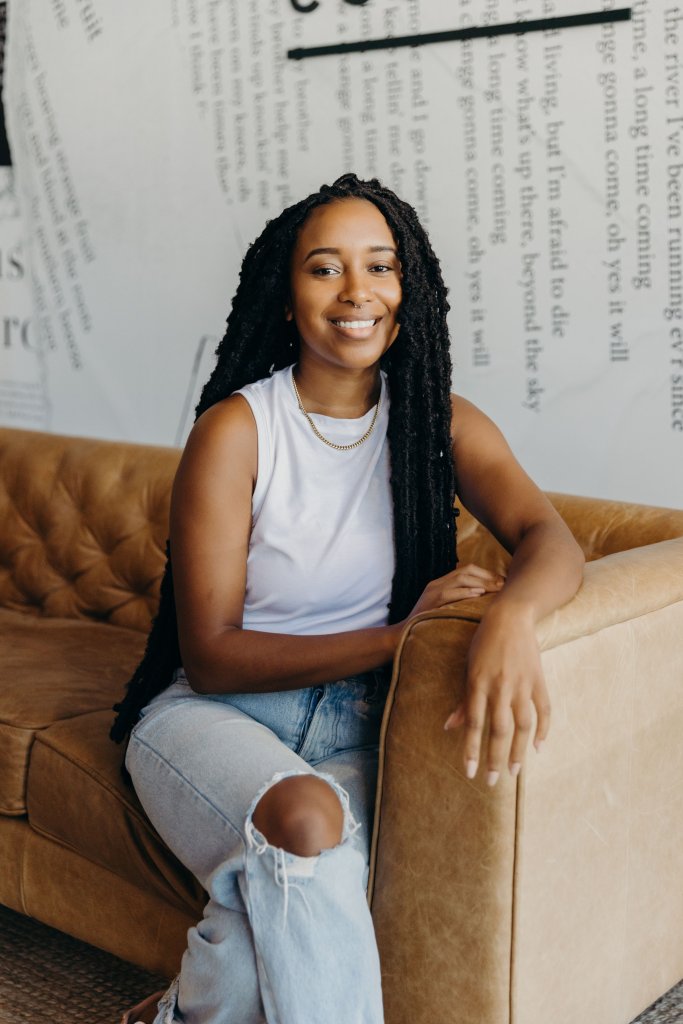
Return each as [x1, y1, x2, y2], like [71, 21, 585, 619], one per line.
[125, 691, 316, 891]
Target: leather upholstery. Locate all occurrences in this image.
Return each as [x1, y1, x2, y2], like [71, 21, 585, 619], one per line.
[370, 536, 683, 1024]
[1, 425, 683, 1013]
[27, 709, 205, 916]
[0, 428, 176, 630]
[0, 814, 195, 977]
[457, 491, 683, 566]
[0, 607, 144, 814]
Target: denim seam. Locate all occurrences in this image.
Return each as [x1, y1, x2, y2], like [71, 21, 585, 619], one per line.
[295, 685, 326, 757]
[130, 734, 245, 839]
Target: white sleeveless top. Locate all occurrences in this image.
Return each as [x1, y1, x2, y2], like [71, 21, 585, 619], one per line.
[234, 365, 394, 636]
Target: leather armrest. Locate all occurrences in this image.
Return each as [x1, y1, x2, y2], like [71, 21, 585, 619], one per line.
[369, 535, 683, 1024]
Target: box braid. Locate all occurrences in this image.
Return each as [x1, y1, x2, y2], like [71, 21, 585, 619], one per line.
[110, 173, 457, 745]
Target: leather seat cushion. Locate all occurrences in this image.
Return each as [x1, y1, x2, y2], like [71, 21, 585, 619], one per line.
[26, 708, 205, 917]
[0, 608, 145, 814]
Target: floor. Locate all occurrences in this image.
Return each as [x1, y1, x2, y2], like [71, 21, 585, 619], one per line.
[0, 903, 681, 1023]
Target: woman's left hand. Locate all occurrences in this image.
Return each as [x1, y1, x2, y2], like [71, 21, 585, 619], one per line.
[443, 602, 551, 786]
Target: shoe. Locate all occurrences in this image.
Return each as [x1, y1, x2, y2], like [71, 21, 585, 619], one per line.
[120, 989, 166, 1024]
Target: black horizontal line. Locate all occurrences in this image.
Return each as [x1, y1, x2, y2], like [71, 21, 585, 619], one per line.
[287, 8, 631, 60]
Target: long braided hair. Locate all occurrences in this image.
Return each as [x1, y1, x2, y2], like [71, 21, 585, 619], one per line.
[110, 173, 457, 744]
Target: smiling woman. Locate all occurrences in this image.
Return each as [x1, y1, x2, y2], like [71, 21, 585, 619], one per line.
[112, 173, 583, 1024]
[286, 199, 401, 408]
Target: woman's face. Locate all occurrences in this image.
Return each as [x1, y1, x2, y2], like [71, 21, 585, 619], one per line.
[287, 197, 402, 372]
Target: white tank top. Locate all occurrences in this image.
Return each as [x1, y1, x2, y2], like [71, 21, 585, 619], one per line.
[234, 365, 394, 636]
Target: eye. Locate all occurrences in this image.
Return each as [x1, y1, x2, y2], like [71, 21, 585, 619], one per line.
[311, 266, 340, 276]
[369, 264, 394, 273]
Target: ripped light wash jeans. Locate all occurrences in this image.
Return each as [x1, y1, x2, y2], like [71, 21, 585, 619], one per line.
[124, 668, 389, 1024]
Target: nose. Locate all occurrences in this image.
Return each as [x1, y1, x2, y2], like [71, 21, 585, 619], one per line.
[338, 268, 372, 307]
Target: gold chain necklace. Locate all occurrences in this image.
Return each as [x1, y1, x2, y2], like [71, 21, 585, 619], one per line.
[291, 370, 381, 451]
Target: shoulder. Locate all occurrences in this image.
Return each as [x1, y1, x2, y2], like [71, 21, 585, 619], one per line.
[176, 394, 258, 491]
[449, 393, 508, 453]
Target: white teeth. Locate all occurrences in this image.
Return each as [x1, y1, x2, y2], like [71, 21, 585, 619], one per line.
[332, 319, 376, 329]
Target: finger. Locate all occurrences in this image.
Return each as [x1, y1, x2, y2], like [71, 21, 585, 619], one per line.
[485, 697, 514, 785]
[453, 564, 506, 585]
[507, 697, 535, 776]
[450, 572, 504, 592]
[462, 689, 488, 779]
[436, 585, 487, 606]
[531, 680, 552, 752]
[444, 703, 465, 731]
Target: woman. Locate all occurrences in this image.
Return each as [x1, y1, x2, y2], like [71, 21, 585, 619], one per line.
[114, 173, 584, 1024]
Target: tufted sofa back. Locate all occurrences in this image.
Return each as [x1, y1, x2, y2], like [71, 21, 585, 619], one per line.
[0, 428, 179, 632]
[2, 427, 683, 633]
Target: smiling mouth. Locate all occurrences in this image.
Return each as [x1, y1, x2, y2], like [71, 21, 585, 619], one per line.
[329, 318, 378, 329]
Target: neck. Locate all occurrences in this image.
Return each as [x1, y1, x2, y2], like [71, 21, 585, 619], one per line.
[293, 358, 381, 418]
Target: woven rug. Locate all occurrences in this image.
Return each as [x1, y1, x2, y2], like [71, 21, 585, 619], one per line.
[0, 904, 165, 1024]
[1, 902, 682, 1023]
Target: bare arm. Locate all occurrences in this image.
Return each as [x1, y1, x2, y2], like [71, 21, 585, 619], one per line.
[452, 394, 584, 622]
[444, 396, 585, 783]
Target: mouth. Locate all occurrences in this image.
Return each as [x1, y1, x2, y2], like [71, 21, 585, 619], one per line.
[328, 318, 379, 330]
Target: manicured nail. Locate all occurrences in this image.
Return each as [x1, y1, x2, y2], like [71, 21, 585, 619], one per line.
[466, 759, 478, 779]
[509, 762, 521, 777]
[444, 713, 458, 731]
[486, 770, 499, 787]
[534, 740, 545, 753]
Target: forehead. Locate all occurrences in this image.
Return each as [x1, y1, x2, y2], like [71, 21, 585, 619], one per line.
[294, 198, 395, 252]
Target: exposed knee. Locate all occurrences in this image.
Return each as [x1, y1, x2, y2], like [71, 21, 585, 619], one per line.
[251, 775, 344, 857]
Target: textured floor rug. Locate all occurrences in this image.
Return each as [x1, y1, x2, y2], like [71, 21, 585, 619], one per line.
[0, 905, 165, 1024]
[1, 902, 682, 1023]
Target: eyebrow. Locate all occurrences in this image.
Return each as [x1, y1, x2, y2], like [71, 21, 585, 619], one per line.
[303, 245, 398, 262]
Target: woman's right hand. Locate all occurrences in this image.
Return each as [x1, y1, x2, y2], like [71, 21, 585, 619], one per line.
[404, 564, 505, 621]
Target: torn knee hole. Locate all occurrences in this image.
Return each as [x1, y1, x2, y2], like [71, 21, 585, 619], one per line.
[250, 773, 345, 857]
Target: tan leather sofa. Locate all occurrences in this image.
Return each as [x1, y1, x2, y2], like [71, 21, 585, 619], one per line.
[1, 425, 683, 1024]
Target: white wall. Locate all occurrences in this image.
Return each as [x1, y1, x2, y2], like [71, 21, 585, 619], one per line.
[1, 0, 681, 505]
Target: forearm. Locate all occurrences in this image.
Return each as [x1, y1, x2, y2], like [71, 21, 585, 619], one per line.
[487, 518, 585, 626]
[183, 621, 402, 694]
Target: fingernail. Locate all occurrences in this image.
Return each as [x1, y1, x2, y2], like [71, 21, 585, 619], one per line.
[466, 759, 478, 779]
[486, 770, 499, 787]
[444, 713, 458, 731]
[534, 739, 545, 753]
[509, 762, 521, 777]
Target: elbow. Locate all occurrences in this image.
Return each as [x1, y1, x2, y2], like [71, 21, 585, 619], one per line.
[179, 618, 245, 692]
[571, 531, 586, 570]
[183, 666, 212, 694]
[182, 660, 240, 695]
[568, 533, 586, 592]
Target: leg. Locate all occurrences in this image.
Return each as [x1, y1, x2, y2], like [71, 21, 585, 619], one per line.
[125, 693, 310, 1024]
[236, 672, 389, 1023]
[125, 684, 384, 1024]
[240, 769, 383, 1024]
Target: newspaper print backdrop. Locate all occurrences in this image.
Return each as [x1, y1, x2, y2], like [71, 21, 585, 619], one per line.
[1, 0, 682, 505]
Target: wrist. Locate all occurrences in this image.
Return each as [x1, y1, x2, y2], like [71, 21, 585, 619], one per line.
[483, 594, 537, 628]
[383, 620, 405, 659]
